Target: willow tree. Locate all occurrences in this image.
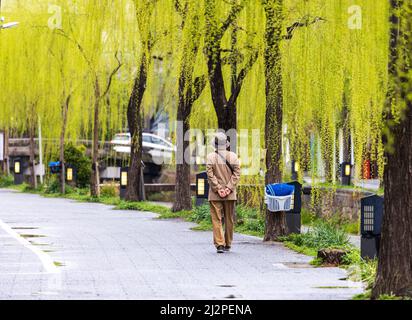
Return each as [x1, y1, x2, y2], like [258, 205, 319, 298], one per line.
[372, 0, 412, 298]
[126, 0, 158, 202]
[262, 0, 285, 240]
[1, 1, 132, 190]
[282, 0, 387, 208]
[47, 2, 84, 194]
[0, 3, 57, 186]
[172, 0, 206, 212]
[204, 0, 258, 132]
[1, 9, 54, 188]
[54, 1, 124, 197]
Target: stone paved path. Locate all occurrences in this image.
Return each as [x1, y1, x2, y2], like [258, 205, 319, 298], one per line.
[0, 189, 363, 300]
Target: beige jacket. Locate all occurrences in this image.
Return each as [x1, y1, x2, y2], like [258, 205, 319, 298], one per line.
[206, 150, 241, 201]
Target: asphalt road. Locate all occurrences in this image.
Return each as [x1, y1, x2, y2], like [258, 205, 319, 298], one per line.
[0, 189, 363, 300]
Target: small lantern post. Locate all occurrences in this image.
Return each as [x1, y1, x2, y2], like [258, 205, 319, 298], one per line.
[291, 160, 299, 181]
[13, 158, 24, 185]
[341, 162, 352, 186]
[286, 181, 302, 234]
[65, 164, 76, 186]
[195, 171, 209, 207]
[360, 194, 384, 259]
[119, 167, 129, 199]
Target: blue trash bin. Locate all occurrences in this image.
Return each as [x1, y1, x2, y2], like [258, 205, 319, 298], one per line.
[48, 161, 61, 174]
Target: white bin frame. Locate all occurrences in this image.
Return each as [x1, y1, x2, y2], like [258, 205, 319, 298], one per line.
[265, 192, 295, 212]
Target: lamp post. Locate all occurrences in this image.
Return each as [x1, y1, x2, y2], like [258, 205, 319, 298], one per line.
[195, 171, 209, 206]
[119, 167, 128, 199]
[13, 158, 24, 185]
[65, 164, 76, 186]
[341, 162, 352, 186]
[360, 194, 383, 259]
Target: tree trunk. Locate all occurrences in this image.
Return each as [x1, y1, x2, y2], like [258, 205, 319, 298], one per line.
[206, 51, 237, 132]
[60, 141, 66, 194]
[334, 129, 340, 181]
[173, 67, 192, 212]
[126, 54, 147, 202]
[90, 79, 101, 197]
[173, 73, 199, 211]
[322, 135, 333, 183]
[263, 0, 286, 241]
[173, 73, 206, 212]
[59, 95, 70, 194]
[3, 129, 9, 175]
[204, 0, 243, 134]
[342, 96, 351, 164]
[372, 0, 412, 298]
[373, 98, 412, 298]
[172, 4, 205, 212]
[173, 115, 192, 212]
[29, 125, 37, 189]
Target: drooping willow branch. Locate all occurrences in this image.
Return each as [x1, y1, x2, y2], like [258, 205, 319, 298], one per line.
[217, 0, 245, 41]
[228, 49, 259, 107]
[284, 15, 326, 40]
[100, 51, 123, 100]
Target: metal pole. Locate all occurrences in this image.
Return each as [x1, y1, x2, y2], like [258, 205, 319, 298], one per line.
[140, 162, 146, 201]
[4, 129, 9, 175]
[38, 117, 44, 184]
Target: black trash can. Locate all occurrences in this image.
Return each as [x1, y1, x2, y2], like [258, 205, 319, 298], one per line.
[286, 181, 302, 234]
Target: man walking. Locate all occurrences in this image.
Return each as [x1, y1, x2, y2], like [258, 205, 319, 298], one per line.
[206, 132, 241, 253]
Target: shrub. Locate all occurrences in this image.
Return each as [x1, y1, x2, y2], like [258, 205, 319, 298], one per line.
[116, 201, 171, 215]
[63, 143, 92, 188]
[43, 175, 75, 195]
[44, 176, 61, 194]
[190, 204, 211, 223]
[282, 220, 350, 251]
[236, 205, 259, 225]
[243, 218, 265, 233]
[301, 209, 359, 235]
[307, 220, 350, 249]
[100, 184, 118, 197]
[0, 175, 14, 188]
[347, 256, 378, 289]
[301, 208, 317, 225]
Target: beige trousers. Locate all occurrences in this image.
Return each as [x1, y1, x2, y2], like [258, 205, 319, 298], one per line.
[209, 200, 235, 248]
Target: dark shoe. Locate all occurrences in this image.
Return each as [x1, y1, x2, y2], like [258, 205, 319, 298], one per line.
[223, 246, 231, 252]
[216, 246, 224, 253]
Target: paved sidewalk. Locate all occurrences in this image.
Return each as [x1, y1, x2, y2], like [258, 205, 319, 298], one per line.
[0, 189, 363, 300]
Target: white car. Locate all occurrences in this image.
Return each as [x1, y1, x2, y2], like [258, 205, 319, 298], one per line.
[111, 133, 175, 165]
